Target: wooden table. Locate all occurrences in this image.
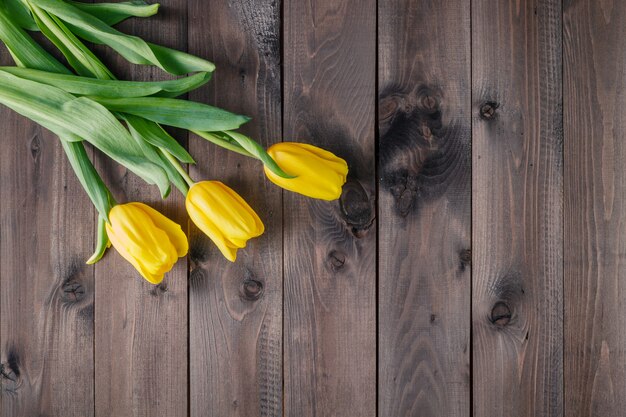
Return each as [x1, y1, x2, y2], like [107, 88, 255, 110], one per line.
[1, 0, 624, 416]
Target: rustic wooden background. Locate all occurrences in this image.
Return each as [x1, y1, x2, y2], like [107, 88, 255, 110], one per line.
[0, 0, 624, 416]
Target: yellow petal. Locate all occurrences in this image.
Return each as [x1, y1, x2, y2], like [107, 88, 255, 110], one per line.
[106, 221, 166, 284]
[106, 203, 183, 284]
[130, 202, 189, 257]
[265, 142, 348, 200]
[109, 205, 176, 271]
[186, 181, 264, 262]
[186, 196, 238, 261]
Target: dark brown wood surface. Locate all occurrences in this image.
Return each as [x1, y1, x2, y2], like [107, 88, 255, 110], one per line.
[472, 0, 563, 416]
[564, 0, 626, 416]
[187, 0, 283, 416]
[378, 0, 471, 415]
[92, 4, 188, 417]
[1, 0, 625, 416]
[0, 48, 95, 416]
[282, 0, 377, 415]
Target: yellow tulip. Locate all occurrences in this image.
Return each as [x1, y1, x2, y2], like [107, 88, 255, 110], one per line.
[186, 181, 264, 262]
[264, 142, 348, 200]
[106, 202, 188, 284]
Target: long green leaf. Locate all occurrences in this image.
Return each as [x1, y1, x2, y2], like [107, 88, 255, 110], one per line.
[4, 0, 39, 31]
[0, 4, 116, 261]
[61, 139, 112, 220]
[0, 70, 170, 196]
[0, 7, 69, 73]
[156, 149, 189, 195]
[92, 96, 251, 131]
[6, 0, 159, 31]
[0, 66, 211, 98]
[28, 5, 114, 78]
[122, 114, 194, 162]
[124, 118, 189, 195]
[28, 0, 215, 75]
[86, 215, 110, 264]
[67, 0, 159, 26]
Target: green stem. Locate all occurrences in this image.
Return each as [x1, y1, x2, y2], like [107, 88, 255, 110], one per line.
[161, 149, 194, 190]
[191, 130, 256, 158]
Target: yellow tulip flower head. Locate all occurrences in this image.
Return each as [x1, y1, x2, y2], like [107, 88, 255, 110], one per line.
[186, 181, 265, 262]
[264, 142, 349, 200]
[106, 202, 188, 284]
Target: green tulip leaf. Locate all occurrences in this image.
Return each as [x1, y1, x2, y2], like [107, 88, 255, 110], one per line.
[123, 116, 189, 195]
[156, 150, 190, 195]
[122, 114, 194, 162]
[61, 139, 112, 221]
[0, 66, 211, 98]
[0, 8, 69, 73]
[0, 70, 170, 197]
[67, 1, 159, 26]
[27, 0, 215, 75]
[86, 215, 110, 264]
[92, 96, 251, 132]
[3, 0, 39, 31]
[28, 5, 114, 78]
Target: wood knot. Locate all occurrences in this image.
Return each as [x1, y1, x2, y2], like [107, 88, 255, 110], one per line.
[490, 301, 512, 327]
[479, 101, 499, 120]
[189, 267, 206, 288]
[327, 250, 346, 272]
[417, 125, 432, 139]
[339, 179, 373, 235]
[459, 249, 471, 270]
[61, 281, 85, 303]
[189, 236, 211, 265]
[1, 350, 21, 395]
[379, 95, 403, 121]
[150, 282, 168, 297]
[421, 95, 438, 111]
[241, 279, 264, 301]
[30, 134, 42, 160]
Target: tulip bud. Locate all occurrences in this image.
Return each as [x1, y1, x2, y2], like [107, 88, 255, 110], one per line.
[106, 203, 188, 284]
[264, 142, 348, 200]
[186, 181, 264, 262]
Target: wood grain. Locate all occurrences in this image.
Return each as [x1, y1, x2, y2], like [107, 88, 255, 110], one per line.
[0, 49, 95, 416]
[472, 0, 563, 416]
[282, 0, 377, 415]
[187, 0, 283, 415]
[93, 4, 188, 416]
[377, 0, 472, 415]
[564, 0, 626, 415]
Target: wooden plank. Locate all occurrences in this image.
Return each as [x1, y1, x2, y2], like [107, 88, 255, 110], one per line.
[563, 1, 626, 415]
[0, 50, 95, 416]
[186, 1, 283, 416]
[93, 4, 188, 416]
[377, 0, 472, 415]
[282, 0, 376, 415]
[472, 1, 563, 416]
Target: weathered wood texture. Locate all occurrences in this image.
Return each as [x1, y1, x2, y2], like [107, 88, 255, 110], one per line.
[282, 0, 377, 415]
[4, 1, 626, 416]
[378, 0, 471, 414]
[187, 0, 283, 416]
[93, 3, 188, 416]
[472, 0, 563, 416]
[0, 50, 95, 416]
[564, 0, 626, 416]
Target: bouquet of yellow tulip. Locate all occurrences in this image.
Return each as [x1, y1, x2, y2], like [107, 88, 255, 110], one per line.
[0, 0, 348, 284]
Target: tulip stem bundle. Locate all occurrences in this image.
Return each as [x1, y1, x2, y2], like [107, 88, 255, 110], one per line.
[0, 0, 349, 284]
